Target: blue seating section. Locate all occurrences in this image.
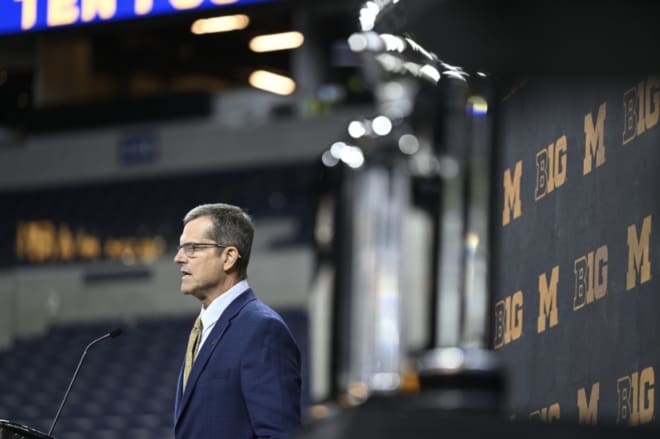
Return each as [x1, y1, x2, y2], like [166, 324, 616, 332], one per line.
[0, 310, 309, 439]
[0, 163, 316, 267]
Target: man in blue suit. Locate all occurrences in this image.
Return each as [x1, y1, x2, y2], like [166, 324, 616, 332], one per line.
[173, 203, 301, 439]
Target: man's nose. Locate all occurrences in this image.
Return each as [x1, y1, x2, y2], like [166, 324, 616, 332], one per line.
[174, 248, 186, 264]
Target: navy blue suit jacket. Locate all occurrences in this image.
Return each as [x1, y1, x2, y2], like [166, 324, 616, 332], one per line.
[174, 289, 302, 439]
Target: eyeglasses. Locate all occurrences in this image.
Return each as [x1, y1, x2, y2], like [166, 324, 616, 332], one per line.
[176, 242, 229, 257]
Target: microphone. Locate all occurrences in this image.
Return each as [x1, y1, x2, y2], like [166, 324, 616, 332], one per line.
[48, 328, 123, 436]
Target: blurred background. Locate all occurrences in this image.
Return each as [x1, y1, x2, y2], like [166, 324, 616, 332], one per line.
[0, 0, 364, 436]
[1, 0, 660, 438]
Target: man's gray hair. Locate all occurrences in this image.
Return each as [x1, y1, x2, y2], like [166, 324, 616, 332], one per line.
[184, 203, 254, 279]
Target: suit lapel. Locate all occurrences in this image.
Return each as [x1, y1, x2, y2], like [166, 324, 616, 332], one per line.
[175, 289, 256, 425]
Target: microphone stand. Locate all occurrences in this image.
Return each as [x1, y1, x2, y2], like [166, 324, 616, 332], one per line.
[48, 328, 122, 437]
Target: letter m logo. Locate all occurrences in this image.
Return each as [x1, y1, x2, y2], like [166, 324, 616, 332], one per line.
[577, 382, 600, 425]
[627, 215, 652, 290]
[583, 102, 607, 175]
[502, 160, 522, 226]
[537, 265, 559, 333]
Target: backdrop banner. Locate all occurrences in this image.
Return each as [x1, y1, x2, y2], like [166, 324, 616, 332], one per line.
[492, 76, 659, 426]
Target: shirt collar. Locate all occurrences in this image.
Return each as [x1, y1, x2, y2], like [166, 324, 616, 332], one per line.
[199, 280, 250, 329]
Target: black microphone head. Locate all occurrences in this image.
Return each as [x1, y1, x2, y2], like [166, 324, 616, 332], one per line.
[109, 328, 123, 338]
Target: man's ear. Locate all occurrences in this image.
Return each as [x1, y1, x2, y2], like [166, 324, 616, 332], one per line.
[223, 247, 240, 271]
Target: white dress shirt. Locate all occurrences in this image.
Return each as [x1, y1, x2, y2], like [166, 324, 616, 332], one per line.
[196, 279, 250, 357]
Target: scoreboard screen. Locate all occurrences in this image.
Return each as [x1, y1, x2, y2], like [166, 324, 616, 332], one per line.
[0, 0, 277, 36]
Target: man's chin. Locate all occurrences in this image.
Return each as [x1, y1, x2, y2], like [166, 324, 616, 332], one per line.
[181, 285, 202, 299]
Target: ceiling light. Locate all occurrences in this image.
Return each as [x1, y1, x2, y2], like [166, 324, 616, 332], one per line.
[248, 70, 296, 95]
[191, 14, 249, 35]
[249, 31, 304, 53]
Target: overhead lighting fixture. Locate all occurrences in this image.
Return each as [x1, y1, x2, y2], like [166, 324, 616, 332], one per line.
[191, 14, 249, 35]
[249, 31, 304, 53]
[248, 70, 296, 95]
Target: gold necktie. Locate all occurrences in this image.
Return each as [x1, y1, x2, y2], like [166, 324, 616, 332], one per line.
[182, 316, 202, 392]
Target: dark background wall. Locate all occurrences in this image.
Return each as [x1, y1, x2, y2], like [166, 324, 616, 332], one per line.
[492, 76, 659, 425]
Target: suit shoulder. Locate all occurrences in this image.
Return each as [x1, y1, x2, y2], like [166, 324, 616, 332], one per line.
[236, 298, 289, 329]
[243, 297, 285, 319]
